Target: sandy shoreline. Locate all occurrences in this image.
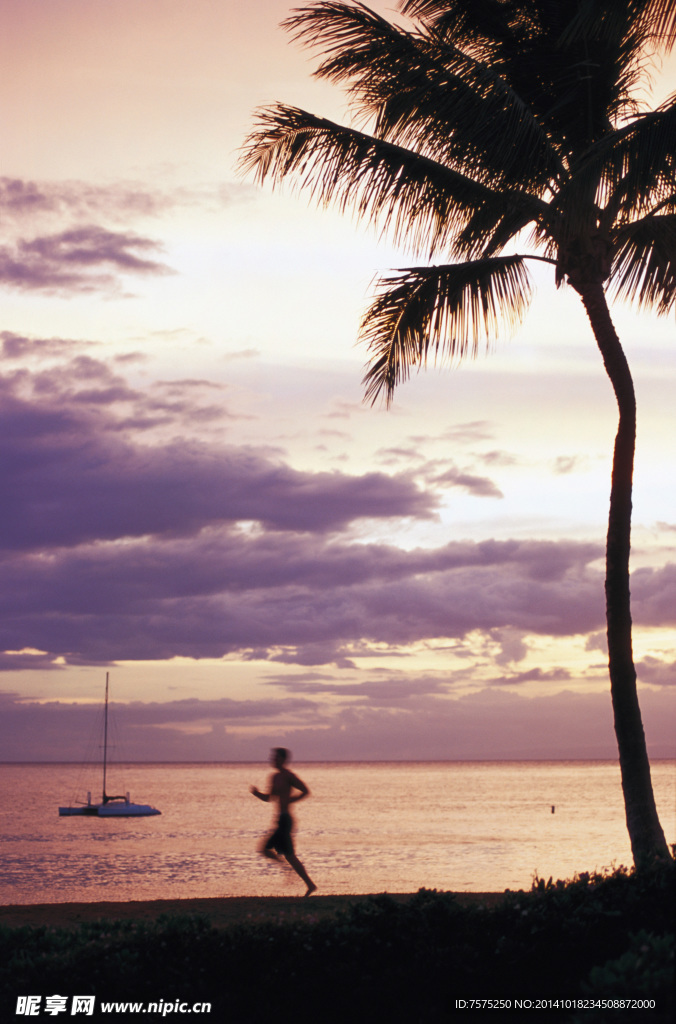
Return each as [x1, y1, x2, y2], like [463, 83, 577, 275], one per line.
[0, 891, 507, 930]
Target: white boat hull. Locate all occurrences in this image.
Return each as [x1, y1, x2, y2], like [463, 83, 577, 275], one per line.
[99, 802, 160, 817]
[59, 801, 160, 817]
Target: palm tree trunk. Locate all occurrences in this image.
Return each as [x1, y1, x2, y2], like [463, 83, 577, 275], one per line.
[578, 280, 669, 868]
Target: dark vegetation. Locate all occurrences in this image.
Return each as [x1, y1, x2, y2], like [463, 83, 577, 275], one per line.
[1, 860, 673, 1022]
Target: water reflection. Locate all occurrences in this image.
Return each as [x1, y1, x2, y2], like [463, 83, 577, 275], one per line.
[0, 761, 673, 903]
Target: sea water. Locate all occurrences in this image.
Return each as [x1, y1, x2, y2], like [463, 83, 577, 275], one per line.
[1, 761, 674, 903]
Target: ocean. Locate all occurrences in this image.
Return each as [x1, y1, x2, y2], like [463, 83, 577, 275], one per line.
[1, 761, 674, 904]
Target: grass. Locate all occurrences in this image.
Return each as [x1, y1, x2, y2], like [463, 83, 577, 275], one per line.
[1, 858, 673, 1022]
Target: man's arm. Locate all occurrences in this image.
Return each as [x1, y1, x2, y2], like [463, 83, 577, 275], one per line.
[250, 785, 270, 802]
[288, 774, 310, 803]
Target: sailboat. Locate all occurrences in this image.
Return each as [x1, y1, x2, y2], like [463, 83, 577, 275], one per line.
[58, 673, 161, 817]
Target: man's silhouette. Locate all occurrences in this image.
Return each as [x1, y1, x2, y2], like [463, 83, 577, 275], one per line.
[251, 747, 317, 896]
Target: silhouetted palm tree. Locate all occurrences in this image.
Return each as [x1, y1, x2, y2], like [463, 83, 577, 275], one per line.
[241, 0, 674, 866]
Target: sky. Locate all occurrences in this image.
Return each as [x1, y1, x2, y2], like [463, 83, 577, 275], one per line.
[0, 0, 675, 762]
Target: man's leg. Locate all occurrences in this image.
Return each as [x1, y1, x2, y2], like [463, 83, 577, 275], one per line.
[285, 852, 316, 895]
[259, 837, 281, 860]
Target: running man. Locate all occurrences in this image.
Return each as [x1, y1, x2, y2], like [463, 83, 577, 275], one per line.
[250, 747, 317, 896]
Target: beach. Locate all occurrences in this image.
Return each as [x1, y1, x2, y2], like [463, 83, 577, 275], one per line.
[0, 891, 506, 930]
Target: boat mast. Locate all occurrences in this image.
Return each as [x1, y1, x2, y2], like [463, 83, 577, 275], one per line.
[102, 672, 109, 803]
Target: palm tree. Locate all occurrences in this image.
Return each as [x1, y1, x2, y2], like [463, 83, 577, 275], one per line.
[240, 0, 674, 866]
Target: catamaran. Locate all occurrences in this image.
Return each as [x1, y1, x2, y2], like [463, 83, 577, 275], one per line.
[58, 673, 161, 817]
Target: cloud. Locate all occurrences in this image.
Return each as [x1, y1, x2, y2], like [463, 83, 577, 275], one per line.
[0, 177, 166, 222]
[631, 564, 676, 627]
[0, 176, 260, 299]
[0, 690, 325, 762]
[487, 667, 572, 686]
[265, 671, 450, 703]
[0, 432, 436, 552]
[1, 687, 673, 761]
[441, 421, 495, 442]
[0, 349, 671, 672]
[476, 449, 519, 467]
[0, 530, 608, 665]
[406, 421, 499, 451]
[426, 464, 503, 498]
[375, 448, 504, 497]
[0, 354, 436, 556]
[375, 445, 422, 465]
[1, 330, 91, 361]
[553, 455, 584, 475]
[488, 627, 530, 665]
[585, 632, 608, 653]
[0, 176, 255, 224]
[0, 226, 172, 294]
[635, 655, 676, 687]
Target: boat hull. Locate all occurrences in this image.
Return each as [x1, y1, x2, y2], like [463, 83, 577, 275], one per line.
[59, 803, 161, 817]
[99, 803, 161, 817]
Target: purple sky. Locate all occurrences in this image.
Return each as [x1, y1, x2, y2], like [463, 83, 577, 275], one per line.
[0, 0, 674, 765]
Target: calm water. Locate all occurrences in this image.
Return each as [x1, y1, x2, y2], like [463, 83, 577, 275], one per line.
[1, 761, 674, 904]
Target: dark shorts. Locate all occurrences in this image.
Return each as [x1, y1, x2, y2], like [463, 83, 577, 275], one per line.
[264, 811, 294, 857]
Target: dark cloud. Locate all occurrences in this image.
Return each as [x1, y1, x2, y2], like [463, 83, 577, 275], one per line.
[286, 687, 673, 760]
[0, 690, 324, 762]
[585, 632, 608, 653]
[0, 226, 172, 294]
[488, 627, 529, 665]
[0, 351, 670, 672]
[631, 564, 676, 627]
[635, 655, 676, 687]
[268, 643, 358, 669]
[0, 651, 59, 672]
[0, 530, 608, 665]
[487, 667, 573, 686]
[0, 430, 435, 552]
[1, 687, 673, 761]
[0, 356, 435, 558]
[265, 671, 451, 705]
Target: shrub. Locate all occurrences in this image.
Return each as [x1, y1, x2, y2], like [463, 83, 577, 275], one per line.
[1, 859, 672, 1023]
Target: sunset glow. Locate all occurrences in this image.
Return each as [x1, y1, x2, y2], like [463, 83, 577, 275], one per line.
[1, 0, 675, 762]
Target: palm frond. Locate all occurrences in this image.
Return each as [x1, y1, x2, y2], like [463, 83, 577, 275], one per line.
[533, 92, 676, 245]
[283, 2, 564, 190]
[361, 255, 532, 404]
[459, 200, 547, 259]
[601, 96, 676, 219]
[558, 0, 676, 52]
[401, 1, 538, 54]
[406, 1, 655, 149]
[651, 0, 676, 48]
[239, 103, 543, 257]
[407, 0, 675, 51]
[611, 212, 676, 311]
